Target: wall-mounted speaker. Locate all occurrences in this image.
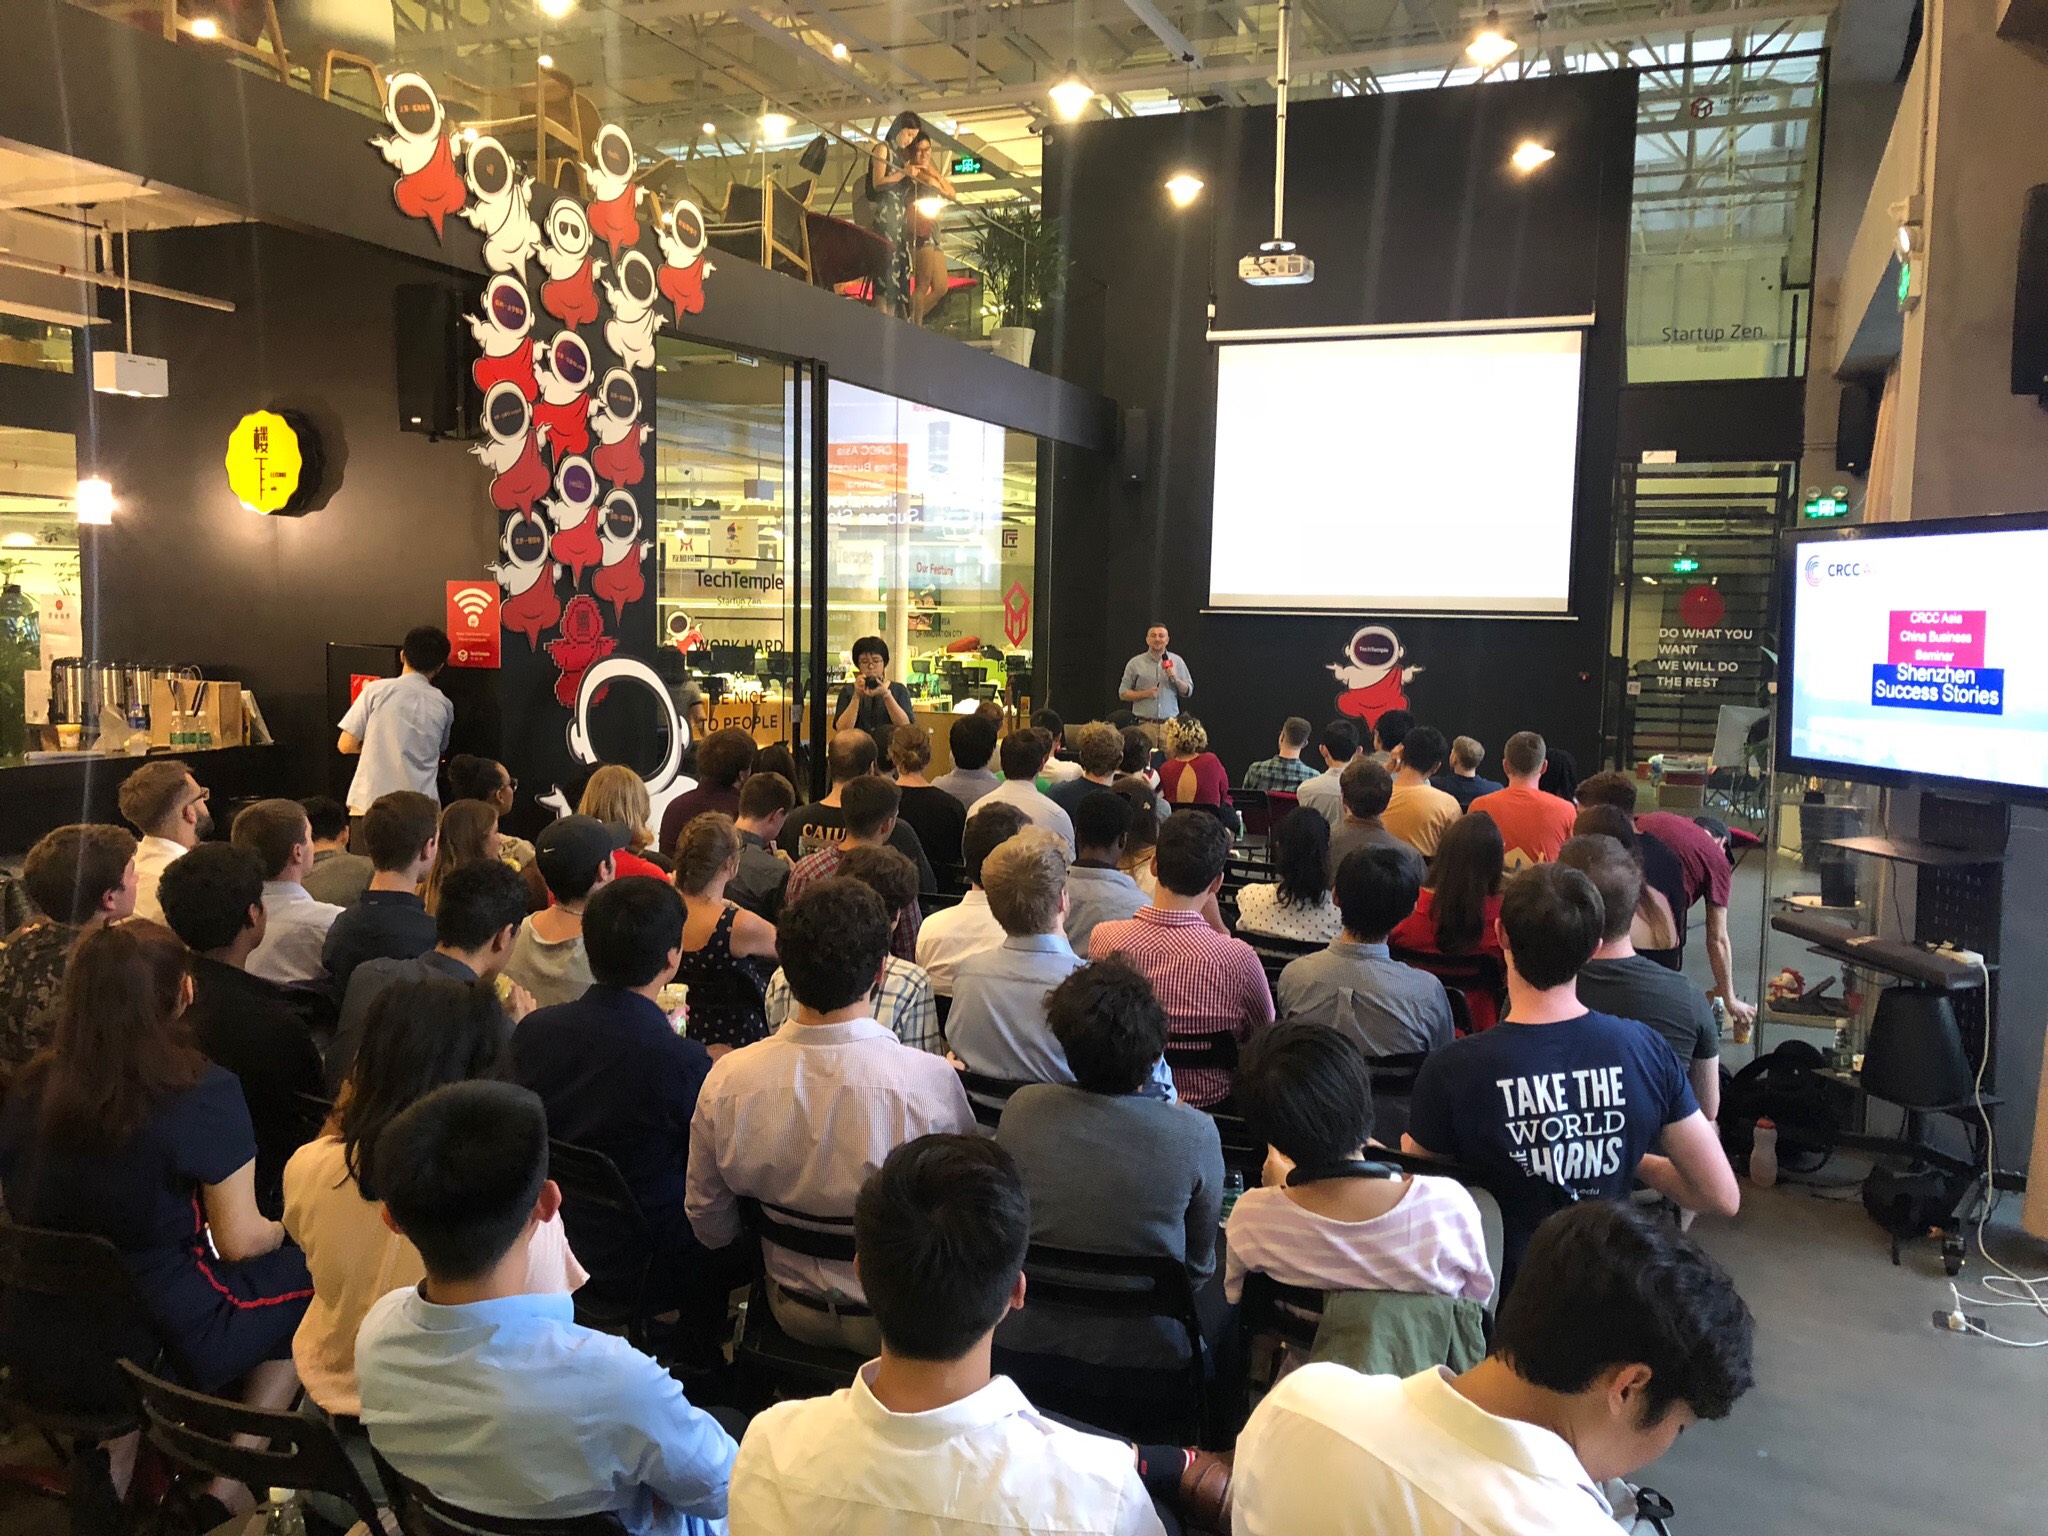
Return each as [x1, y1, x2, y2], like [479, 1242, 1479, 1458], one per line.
[2011, 182, 2048, 402]
[395, 283, 482, 440]
[1835, 378, 1881, 476]
[1117, 406, 1148, 485]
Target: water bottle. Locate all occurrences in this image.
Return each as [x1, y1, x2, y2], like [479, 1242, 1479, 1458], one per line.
[1710, 996, 1730, 1040]
[1220, 1169, 1246, 1222]
[1750, 1118, 1778, 1189]
[262, 1488, 306, 1536]
[1831, 1021, 1854, 1072]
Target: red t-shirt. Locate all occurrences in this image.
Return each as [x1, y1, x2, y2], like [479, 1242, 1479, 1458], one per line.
[1466, 785, 1578, 870]
[1390, 887, 1506, 1031]
[1636, 811, 1732, 909]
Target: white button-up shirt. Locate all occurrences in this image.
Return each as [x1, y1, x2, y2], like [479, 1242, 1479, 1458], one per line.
[966, 778, 1075, 854]
[729, 1362, 1164, 1536]
[1234, 1364, 1615, 1536]
[913, 889, 1007, 996]
[338, 669, 453, 814]
[131, 835, 189, 926]
[248, 881, 344, 985]
[686, 1018, 974, 1303]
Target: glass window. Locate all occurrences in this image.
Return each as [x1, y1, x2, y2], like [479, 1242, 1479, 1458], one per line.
[0, 425, 82, 764]
[0, 314, 75, 374]
[824, 380, 1038, 754]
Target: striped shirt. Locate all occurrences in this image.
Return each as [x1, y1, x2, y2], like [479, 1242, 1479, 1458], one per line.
[1223, 1175, 1495, 1305]
[1088, 906, 1274, 1107]
[763, 957, 941, 1055]
[784, 843, 922, 961]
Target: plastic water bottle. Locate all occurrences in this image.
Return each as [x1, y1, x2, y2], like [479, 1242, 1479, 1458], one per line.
[1220, 1169, 1246, 1221]
[1750, 1118, 1779, 1189]
[1710, 995, 1730, 1040]
[262, 1489, 306, 1536]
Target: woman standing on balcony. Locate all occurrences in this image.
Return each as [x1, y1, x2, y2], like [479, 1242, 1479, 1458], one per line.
[906, 134, 957, 325]
[868, 111, 925, 316]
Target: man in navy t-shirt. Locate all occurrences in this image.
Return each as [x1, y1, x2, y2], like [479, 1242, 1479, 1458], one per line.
[1406, 862, 1739, 1269]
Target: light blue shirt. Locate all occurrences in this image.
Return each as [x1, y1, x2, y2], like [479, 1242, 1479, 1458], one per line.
[357, 1287, 736, 1536]
[1063, 863, 1147, 952]
[1118, 650, 1192, 721]
[338, 670, 453, 813]
[949, 933, 1175, 1101]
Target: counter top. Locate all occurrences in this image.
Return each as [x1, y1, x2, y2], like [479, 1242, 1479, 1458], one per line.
[0, 745, 290, 856]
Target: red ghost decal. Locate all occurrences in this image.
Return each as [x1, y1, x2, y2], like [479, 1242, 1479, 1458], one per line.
[394, 135, 467, 238]
[489, 432, 553, 514]
[550, 506, 604, 586]
[658, 260, 705, 318]
[1336, 670, 1411, 728]
[591, 431, 645, 489]
[541, 259, 601, 327]
[544, 594, 617, 708]
[473, 339, 537, 400]
[534, 395, 592, 461]
[593, 550, 645, 620]
[587, 192, 640, 260]
[501, 573, 562, 650]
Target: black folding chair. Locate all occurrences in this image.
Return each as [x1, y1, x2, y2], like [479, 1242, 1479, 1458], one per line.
[372, 1445, 627, 1536]
[546, 1139, 661, 1350]
[955, 1067, 1032, 1131]
[1206, 1109, 1267, 1186]
[930, 862, 971, 898]
[119, 1361, 385, 1530]
[1236, 1271, 1326, 1410]
[731, 1199, 868, 1405]
[1163, 1029, 1240, 1075]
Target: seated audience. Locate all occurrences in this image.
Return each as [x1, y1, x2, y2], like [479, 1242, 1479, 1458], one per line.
[946, 830, 1084, 1082]
[687, 879, 973, 1350]
[422, 799, 504, 915]
[509, 877, 730, 1361]
[233, 798, 344, 985]
[1231, 1200, 1754, 1536]
[1381, 727, 1462, 859]
[1405, 864, 1739, 1268]
[1032, 708, 1084, 782]
[504, 815, 617, 1007]
[931, 712, 1002, 810]
[284, 976, 584, 1418]
[331, 861, 532, 1091]
[1434, 734, 1502, 811]
[1046, 720, 1126, 822]
[1329, 758, 1426, 882]
[659, 726, 758, 856]
[1236, 808, 1343, 945]
[1558, 835, 1721, 1118]
[730, 1134, 1174, 1536]
[786, 774, 923, 960]
[581, 763, 672, 878]
[1113, 776, 1163, 897]
[1297, 720, 1360, 830]
[888, 722, 968, 870]
[916, 802, 1028, 994]
[1573, 803, 1682, 966]
[1369, 710, 1413, 769]
[358, 1082, 737, 1534]
[300, 794, 373, 908]
[122, 758, 209, 923]
[781, 730, 937, 891]
[1065, 789, 1147, 951]
[1538, 746, 1581, 804]
[754, 741, 801, 792]
[445, 753, 537, 872]
[1244, 716, 1320, 794]
[1227, 1023, 1491, 1306]
[1388, 811, 1507, 1030]
[970, 728, 1077, 851]
[0, 823, 137, 1070]
[765, 846, 940, 1053]
[1119, 725, 1161, 789]
[672, 813, 779, 1056]
[0, 923, 309, 1475]
[1278, 848, 1454, 1059]
[1468, 732, 1579, 870]
[1156, 716, 1231, 810]
[994, 960, 1225, 1388]
[159, 843, 324, 1216]
[321, 790, 440, 995]
[1089, 810, 1273, 1109]
[727, 770, 797, 921]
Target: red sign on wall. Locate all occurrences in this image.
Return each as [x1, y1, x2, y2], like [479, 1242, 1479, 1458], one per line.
[1002, 581, 1031, 648]
[446, 581, 503, 669]
[348, 673, 383, 703]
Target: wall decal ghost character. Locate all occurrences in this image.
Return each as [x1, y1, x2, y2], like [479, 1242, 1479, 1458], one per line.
[583, 124, 643, 258]
[492, 507, 561, 648]
[591, 490, 650, 619]
[533, 328, 595, 460]
[537, 195, 602, 327]
[545, 455, 604, 585]
[469, 274, 538, 399]
[589, 368, 649, 488]
[475, 383, 553, 513]
[375, 73, 466, 236]
[601, 249, 661, 370]
[461, 135, 541, 273]
[655, 200, 712, 321]
[1329, 624, 1424, 728]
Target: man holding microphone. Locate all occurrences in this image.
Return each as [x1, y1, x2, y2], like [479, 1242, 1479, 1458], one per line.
[1119, 623, 1192, 744]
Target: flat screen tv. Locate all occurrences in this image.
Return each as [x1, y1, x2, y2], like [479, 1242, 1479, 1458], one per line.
[1777, 511, 2048, 804]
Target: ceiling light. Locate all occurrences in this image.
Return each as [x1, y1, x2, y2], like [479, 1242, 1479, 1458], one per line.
[189, 16, 220, 38]
[1048, 63, 1094, 121]
[460, 127, 479, 144]
[1510, 140, 1555, 172]
[2, 533, 35, 549]
[537, 53, 554, 68]
[536, 0, 576, 18]
[701, 121, 717, 136]
[760, 112, 793, 140]
[914, 195, 945, 219]
[831, 42, 849, 60]
[1164, 173, 1204, 208]
[75, 477, 115, 527]
[1466, 10, 1518, 69]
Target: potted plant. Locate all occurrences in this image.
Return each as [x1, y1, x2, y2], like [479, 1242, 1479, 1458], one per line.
[972, 201, 1067, 366]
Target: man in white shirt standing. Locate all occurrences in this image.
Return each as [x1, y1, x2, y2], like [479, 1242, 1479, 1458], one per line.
[1232, 1199, 1755, 1536]
[916, 803, 1027, 996]
[729, 1134, 1173, 1536]
[230, 798, 344, 984]
[688, 878, 974, 1353]
[117, 759, 210, 924]
[1117, 624, 1192, 739]
[967, 730, 1074, 853]
[337, 626, 455, 820]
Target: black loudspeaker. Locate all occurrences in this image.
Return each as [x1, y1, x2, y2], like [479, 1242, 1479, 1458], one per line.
[2012, 183, 2048, 400]
[1117, 407, 1148, 485]
[1861, 988, 1975, 1112]
[1835, 379, 1880, 476]
[395, 284, 481, 439]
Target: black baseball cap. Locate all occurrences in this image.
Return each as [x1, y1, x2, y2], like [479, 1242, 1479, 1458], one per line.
[535, 814, 630, 894]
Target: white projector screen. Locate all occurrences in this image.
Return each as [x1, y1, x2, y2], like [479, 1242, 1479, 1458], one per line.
[1207, 329, 1586, 613]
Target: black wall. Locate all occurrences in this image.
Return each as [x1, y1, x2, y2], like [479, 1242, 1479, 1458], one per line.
[1042, 73, 1639, 777]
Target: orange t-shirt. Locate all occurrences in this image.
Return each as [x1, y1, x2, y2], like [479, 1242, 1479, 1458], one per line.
[1467, 784, 1579, 870]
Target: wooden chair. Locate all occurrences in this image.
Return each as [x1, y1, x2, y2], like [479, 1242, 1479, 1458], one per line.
[92, 0, 290, 83]
[317, 48, 385, 109]
[449, 65, 589, 188]
[708, 180, 814, 283]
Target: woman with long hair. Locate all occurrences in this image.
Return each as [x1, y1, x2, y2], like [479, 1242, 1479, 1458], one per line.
[669, 814, 780, 1057]
[1234, 809, 1342, 944]
[1389, 811, 1507, 1029]
[1112, 774, 1162, 898]
[423, 798, 502, 915]
[445, 753, 536, 871]
[0, 922, 310, 1512]
[867, 110, 924, 316]
[578, 764, 671, 877]
[282, 976, 583, 1419]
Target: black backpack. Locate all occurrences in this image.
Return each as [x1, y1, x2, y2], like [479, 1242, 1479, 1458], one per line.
[1720, 1040, 1843, 1174]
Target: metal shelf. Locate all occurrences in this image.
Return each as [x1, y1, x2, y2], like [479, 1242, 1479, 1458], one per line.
[1820, 835, 2005, 868]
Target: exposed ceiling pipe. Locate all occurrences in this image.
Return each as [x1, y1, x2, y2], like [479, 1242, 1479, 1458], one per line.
[1120, 0, 1205, 65]
[0, 250, 234, 313]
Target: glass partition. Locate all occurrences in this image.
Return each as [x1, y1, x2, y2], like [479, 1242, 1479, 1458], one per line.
[0, 425, 82, 764]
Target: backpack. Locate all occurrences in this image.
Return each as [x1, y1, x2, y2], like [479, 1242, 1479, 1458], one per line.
[1720, 1040, 1843, 1174]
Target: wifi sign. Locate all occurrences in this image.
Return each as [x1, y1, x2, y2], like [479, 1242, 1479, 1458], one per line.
[445, 581, 502, 670]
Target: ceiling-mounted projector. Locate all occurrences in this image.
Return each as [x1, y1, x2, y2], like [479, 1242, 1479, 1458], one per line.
[1239, 240, 1315, 287]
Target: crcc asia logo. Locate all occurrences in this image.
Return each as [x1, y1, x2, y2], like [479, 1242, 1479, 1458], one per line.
[1804, 552, 1866, 588]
